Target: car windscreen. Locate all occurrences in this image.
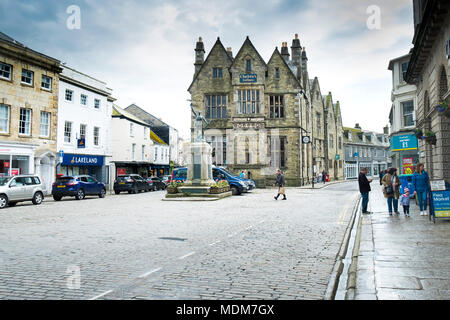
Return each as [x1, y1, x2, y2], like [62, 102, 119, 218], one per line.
[0, 177, 11, 186]
[174, 170, 187, 178]
[117, 176, 132, 181]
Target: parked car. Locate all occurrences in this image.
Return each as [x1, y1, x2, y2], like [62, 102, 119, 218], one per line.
[149, 176, 167, 190]
[217, 166, 256, 192]
[114, 174, 149, 194]
[0, 175, 45, 209]
[144, 178, 155, 191]
[161, 175, 171, 185]
[171, 167, 248, 195]
[52, 175, 106, 201]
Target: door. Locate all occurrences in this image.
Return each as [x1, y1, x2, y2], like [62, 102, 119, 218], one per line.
[79, 176, 91, 194]
[136, 175, 145, 190]
[22, 176, 37, 200]
[8, 177, 26, 201]
[87, 176, 99, 194]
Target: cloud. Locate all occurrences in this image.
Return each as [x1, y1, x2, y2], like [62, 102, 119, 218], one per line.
[0, 0, 415, 137]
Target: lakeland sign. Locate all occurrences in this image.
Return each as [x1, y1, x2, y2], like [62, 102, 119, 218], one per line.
[62, 154, 104, 166]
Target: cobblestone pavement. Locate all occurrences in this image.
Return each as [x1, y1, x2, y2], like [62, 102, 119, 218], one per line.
[0, 182, 359, 300]
[354, 182, 450, 300]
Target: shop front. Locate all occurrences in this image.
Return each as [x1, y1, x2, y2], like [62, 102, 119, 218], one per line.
[390, 134, 419, 174]
[58, 153, 106, 183]
[150, 164, 170, 177]
[0, 142, 35, 177]
[113, 161, 152, 179]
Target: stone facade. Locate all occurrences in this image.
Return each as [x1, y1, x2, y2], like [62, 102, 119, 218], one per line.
[405, 0, 450, 181]
[188, 35, 344, 187]
[0, 32, 61, 192]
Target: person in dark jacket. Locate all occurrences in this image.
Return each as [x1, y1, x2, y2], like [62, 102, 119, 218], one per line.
[358, 167, 373, 214]
[412, 163, 430, 216]
[379, 169, 386, 185]
[274, 169, 286, 200]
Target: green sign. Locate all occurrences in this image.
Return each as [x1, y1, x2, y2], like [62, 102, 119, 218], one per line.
[335, 154, 340, 160]
[390, 134, 418, 151]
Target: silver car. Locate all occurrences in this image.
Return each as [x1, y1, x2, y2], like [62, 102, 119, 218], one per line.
[0, 175, 45, 209]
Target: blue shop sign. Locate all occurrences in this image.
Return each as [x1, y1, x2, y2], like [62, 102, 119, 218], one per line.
[62, 154, 104, 167]
[390, 134, 418, 151]
[432, 190, 450, 218]
[77, 138, 86, 148]
[239, 74, 257, 83]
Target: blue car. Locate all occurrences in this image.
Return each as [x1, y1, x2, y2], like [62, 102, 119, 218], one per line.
[171, 167, 249, 195]
[52, 175, 106, 201]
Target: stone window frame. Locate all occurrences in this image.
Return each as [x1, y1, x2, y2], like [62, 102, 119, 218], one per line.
[269, 95, 285, 119]
[0, 62, 12, 81]
[41, 75, 52, 91]
[39, 111, 51, 138]
[246, 59, 252, 73]
[21, 68, 34, 86]
[19, 108, 32, 136]
[275, 67, 280, 79]
[0, 103, 10, 134]
[205, 94, 227, 119]
[212, 67, 223, 78]
[237, 89, 260, 115]
[268, 135, 287, 169]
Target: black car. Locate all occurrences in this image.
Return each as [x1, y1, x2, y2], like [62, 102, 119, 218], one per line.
[149, 176, 166, 190]
[114, 174, 149, 194]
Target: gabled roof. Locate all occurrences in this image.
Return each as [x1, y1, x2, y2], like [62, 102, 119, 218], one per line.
[112, 105, 167, 145]
[231, 36, 267, 69]
[125, 104, 169, 128]
[188, 37, 234, 92]
[267, 47, 302, 87]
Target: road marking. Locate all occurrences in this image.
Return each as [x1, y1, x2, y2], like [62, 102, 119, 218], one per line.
[338, 193, 359, 225]
[138, 267, 162, 279]
[90, 290, 113, 300]
[178, 251, 196, 260]
[209, 240, 221, 246]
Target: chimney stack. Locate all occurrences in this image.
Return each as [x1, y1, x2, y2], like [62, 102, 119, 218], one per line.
[301, 46, 308, 72]
[291, 33, 301, 67]
[194, 37, 205, 77]
[226, 47, 233, 59]
[383, 125, 389, 135]
[281, 41, 290, 62]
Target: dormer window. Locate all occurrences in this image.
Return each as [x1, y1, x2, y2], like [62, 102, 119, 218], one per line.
[246, 59, 251, 72]
[213, 67, 223, 78]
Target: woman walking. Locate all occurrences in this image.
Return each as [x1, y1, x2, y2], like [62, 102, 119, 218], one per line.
[412, 163, 430, 216]
[382, 167, 401, 215]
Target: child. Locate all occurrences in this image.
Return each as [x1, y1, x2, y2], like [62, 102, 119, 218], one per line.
[400, 187, 410, 217]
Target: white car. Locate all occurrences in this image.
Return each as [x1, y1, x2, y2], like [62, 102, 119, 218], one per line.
[0, 175, 45, 209]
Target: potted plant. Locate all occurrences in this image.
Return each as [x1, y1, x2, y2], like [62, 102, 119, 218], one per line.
[414, 128, 424, 140]
[209, 182, 220, 194]
[210, 180, 230, 194]
[167, 180, 181, 194]
[435, 100, 450, 118]
[424, 131, 436, 145]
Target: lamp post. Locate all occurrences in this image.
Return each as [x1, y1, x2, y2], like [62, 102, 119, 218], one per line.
[310, 99, 314, 189]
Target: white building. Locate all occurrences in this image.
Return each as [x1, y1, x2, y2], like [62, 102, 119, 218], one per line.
[388, 54, 419, 174]
[57, 66, 113, 190]
[111, 105, 171, 179]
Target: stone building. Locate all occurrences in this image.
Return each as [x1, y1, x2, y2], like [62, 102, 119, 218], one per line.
[324, 92, 345, 180]
[0, 31, 62, 192]
[188, 35, 344, 187]
[343, 125, 390, 179]
[405, 0, 450, 181]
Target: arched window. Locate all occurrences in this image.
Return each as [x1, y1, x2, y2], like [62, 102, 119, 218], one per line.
[439, 66, 448, 101]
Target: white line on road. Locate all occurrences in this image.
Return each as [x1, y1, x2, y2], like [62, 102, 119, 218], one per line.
[245, 226, 253, 230]
[138, 267, 162, 279]
[209, 240, 221, 246]
[89, 290, 113, 300]
[178, 251, 196, 260]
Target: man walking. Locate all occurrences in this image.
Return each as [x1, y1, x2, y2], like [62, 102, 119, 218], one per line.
[274, 169, 286, 200]
[358, 167, 373, 214]
[322, 170, 327, 184]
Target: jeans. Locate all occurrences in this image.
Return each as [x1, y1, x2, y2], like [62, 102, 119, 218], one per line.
[403, 205, 410, 215]
[387, 197, 398, 213]
[416, 191, 427, 211]
[361, 192, 369, 213]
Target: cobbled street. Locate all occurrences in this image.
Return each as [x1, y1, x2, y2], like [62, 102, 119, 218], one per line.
[0, 182, 359, 300]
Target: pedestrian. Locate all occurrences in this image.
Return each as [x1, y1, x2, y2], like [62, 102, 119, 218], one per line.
[358, 167, 372, 214]
[322, 170, 327, 184]
[400, 187, 410, 217]
[412, 163, 430, 216]
[274, 169, 286, 200]
[382, 167, 402, 215]
[247, 171, 251, 179]
[379, 169, 386, 185]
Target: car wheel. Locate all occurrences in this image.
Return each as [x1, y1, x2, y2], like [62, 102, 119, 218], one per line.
[32, 192, 44, 205]
[76, 189, 85, 200]
[114, 190, 120, 195]
[0, 194, 8, 209]
[231, 186, 240, 195]
[9, 202, 17, 207]
[132, 187, 138, 194]
[99, 188, 106, 198]
[53, 195, 62, 201]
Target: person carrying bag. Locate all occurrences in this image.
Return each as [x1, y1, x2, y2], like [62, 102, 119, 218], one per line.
[382, 167, 401, 215]
[274, 169, 286, 200]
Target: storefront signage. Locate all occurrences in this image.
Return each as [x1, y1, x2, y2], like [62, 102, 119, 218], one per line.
[117, 168, 126, 175]
[4, 161, 9, 168]
[239, 74, 257, 83]
[402, 157, 414, 175]
[77, 138, 86, 149]
[335, 154, 340, 160]
[62, 154, 104, 167]
[390, 134, 418, 151]
[432, 191, 450, 218]
[430, 180, 446, 191]
[302, 136, 311, 144]
[10, 168, 20, 176]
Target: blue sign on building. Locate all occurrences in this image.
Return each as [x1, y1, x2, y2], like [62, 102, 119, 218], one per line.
[77, 138, 86, 149]
[390, 134, 418, 151]
[239, 74, 257, 83]
[432, 190, 450, 218]
[62, 154, 104, 167]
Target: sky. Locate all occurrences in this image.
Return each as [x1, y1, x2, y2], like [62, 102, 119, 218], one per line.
[0, 0, 415, 139]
